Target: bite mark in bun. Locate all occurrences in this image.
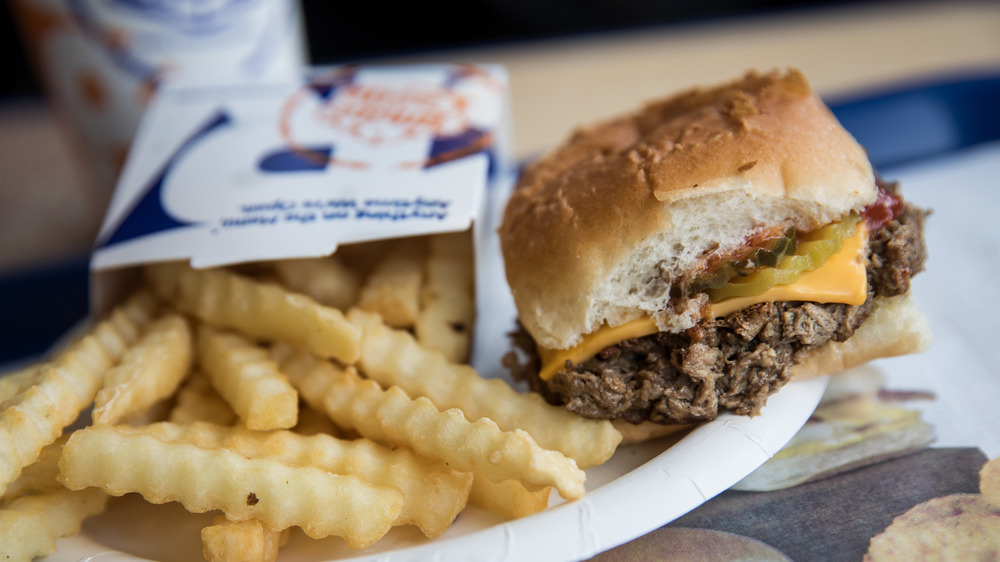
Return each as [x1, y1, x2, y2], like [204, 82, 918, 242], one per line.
[499, 69, 931, 433]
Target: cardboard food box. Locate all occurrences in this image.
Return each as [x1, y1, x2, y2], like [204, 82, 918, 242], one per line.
[91, 63, 512, 373]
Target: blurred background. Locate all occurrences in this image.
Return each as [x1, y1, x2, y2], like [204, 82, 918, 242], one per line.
[0, 0, 998, 365]
[0, 0, 915, 99]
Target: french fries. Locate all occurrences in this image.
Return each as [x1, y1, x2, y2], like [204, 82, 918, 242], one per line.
[2, 435, 67, 502]
[356, 237, 426, 328]
[145, 261, 360, 364]
[1, 233, 636, 559]
[276, 345, 586, 500]
[0, 365, 43, 408]
[0, 291, 158, 493]
[0, 487, 108, 561]
[293, 403, 345, 437]
[59, 424, 405, 549]
[982, 456, 1000, 509]
[469, 476, 552, 519]
[416, 231, 476, 362]
[350, 308, 623, 468]
[168, 370, 237, 426]
[268, 256, 361, 311]
[196, 326, 298, 430]
[92, 313, 192, 425]
[139, 420, 472, 538]
[202, 516, 291, 562]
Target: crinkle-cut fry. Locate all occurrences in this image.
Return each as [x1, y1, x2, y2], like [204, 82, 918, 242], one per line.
[58, 425, 404, 548]
[142, 421, 472, 538]
[93, 313, 193, 425]
[335, 238, 397, 278]
[2, 435, 68, 502]
[91, 290, 162, 358]
[416, 231, 475, 363]
[349, 308, 622, 468]
[377, 391, 584, 499]
[0, 364, 45, 408]
[269, 256, 362, 311]
[197, 326, 298, 431]
[202, 515, 290, 562]
[356, 238, 426, 328]
[469, 475, 552, 519]
[145, 261, 360, 364]
[982, 456, 1000, 509]
[276, 346, 585, 500]
[0, 486, 108, 561]
[119, 396, 174, 427]
[168, 371, 237, 426]
[0, 291, 158, 493]
[293, 403, 343, 437]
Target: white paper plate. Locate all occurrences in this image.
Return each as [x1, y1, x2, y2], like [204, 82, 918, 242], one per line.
[43, 375, 826, 562]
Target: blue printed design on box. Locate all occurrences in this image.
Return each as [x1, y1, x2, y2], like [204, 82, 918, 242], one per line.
[258, 145, 334, 172]
[99, 111, 231, 248]
[307, 67, 358, 101]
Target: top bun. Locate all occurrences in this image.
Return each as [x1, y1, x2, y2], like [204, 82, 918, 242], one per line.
[500, 69, 877, 350]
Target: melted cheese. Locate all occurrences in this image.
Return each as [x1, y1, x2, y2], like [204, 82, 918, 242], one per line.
[538, 224, 868, 381]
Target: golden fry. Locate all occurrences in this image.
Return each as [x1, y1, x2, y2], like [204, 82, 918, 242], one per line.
[293, 403, 343, 437]
[349, 308, 622, 468]
[334, 238, 397, 279]
[168, 371, 237, 426]
[0, 487, 107, 561]
[91, 291, 161, 359]
[2, 435, 67, 502]
[197, 326, 298, 430]
[143, 420, 472, 538]
[982, 456, 1000, 509]
[269, 256, 361, 311]
[93, 313, 193, 425]
[59, 424, 404, 549]
[356, 238, 426, 328]
[416, 231, 475, 363]
[0, 291, 158, 493]
[0, 364, 44, 409]
[145, 261, 360, 364]
[277, 346, 586, 500]
[469, 475, 551, 519]
[202, 515, 290, 562]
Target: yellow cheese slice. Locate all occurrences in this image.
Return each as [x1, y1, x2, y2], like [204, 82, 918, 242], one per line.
[538, 224, 869, 381]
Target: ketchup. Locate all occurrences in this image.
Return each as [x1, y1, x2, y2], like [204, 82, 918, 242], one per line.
[862, 177, 904, 230]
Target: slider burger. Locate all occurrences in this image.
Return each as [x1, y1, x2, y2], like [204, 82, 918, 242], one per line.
[499, 69, 931, 440]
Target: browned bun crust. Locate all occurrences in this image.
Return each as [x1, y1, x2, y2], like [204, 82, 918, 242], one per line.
[500, 69, 877, 350]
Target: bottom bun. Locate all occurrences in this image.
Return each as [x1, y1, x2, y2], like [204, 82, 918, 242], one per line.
[789, 292, 932, 380]
[613, 419, 692, 444]
[615, 293, 931, 444]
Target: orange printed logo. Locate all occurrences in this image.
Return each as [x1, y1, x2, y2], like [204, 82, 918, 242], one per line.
[315, 83, 468, 145]
[277, 66, 500, 170]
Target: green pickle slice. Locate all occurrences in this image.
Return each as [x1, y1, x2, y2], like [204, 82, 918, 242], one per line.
[706, 214, 861, 302]
[698, 228, 798, 291]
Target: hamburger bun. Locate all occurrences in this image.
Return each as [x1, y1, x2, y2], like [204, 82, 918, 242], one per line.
[501, 69, 877, 350]
[499, 68, 931, 432]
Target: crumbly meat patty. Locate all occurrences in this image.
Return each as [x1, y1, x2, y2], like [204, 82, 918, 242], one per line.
[505, 203, 928, 425]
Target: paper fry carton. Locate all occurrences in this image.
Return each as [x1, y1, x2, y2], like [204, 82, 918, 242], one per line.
[90, 63, 511, 370]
